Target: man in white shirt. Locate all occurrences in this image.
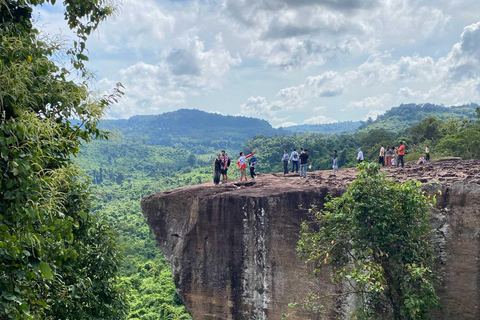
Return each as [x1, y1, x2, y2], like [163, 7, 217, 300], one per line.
[290, 149, 299, 172]
[379, 145, 385, 167]
[357, 148, 364, 164]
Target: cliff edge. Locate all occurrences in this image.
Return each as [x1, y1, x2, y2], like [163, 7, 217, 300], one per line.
[141, 159, 480, 320]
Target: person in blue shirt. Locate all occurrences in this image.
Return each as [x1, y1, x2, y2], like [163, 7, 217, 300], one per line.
[282, 150, 289, 175]
[290, 149, 299, 172]
[333, 149, 339, 173]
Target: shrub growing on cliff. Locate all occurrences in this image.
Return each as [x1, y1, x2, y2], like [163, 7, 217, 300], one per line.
[297, 162, 440, 320]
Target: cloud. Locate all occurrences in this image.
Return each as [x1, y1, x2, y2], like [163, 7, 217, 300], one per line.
[303, 115, 337, 124]
[277, 121, 298, 128]
[346, 94, 392, 110]
[275, 71, 355, 109]
[100, 33, 240, 118]
[363, 109, 385, 120]
[240, 96, 276, 117]
[94, 0, 175, 52]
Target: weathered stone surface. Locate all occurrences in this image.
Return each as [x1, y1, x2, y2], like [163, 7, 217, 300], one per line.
[141, 160, 480, 320]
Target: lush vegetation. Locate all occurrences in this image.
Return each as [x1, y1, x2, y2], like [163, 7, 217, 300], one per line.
[243, 107, 480, 174]
[72, 104, 480, 319]
[359, 103, 478, 132]
[297, 163, 439, 319]
[0, 1, 127, 319]
[97, 109, 288, 152]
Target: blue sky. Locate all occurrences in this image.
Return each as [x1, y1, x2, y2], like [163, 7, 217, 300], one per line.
[35, 0, 480, 127]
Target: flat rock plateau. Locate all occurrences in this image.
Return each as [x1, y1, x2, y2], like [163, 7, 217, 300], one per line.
[142, 159, 480, 320]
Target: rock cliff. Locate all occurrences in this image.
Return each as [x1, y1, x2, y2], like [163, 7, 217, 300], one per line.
[141, 160, 480, 320]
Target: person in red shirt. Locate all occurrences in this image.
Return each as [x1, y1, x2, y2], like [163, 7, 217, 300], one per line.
[397, 142, 406, 168]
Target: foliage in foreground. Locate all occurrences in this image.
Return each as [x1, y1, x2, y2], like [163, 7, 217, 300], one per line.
[1, 0, 127, 319]
[297, 163, 440, 320]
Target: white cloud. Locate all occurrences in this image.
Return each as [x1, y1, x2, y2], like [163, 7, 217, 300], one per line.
[239, 96, 275, 117]
[94, 0, 175, 52]
[276, 121, 298, 128]
[101, 33, 240, 118]
[303, 115, 337, 124]
[346, 93, 392, 110]
[363, 109, 385, 120]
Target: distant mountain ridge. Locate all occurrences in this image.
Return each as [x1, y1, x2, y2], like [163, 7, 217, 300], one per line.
[95, 103, 479, 152]
[99, 109, 288, 152]
[282, 121, 362, 134]
[359, 102, 479, 131]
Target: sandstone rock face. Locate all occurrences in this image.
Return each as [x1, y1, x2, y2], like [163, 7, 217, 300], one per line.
[141, 160, 480, 320]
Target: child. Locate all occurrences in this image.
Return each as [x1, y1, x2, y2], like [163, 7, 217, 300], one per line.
[237, 150, 255, 182]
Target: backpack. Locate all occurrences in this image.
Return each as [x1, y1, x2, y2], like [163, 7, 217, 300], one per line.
[293, 152, 298, 159]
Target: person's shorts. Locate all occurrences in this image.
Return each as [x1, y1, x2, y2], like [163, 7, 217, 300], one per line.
[240, 168, 247, 175]
[221, 168, 228, 175]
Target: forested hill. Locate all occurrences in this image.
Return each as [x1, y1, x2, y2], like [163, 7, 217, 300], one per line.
[283, 121, 362, 134]
[99, 109, 286, 152]
[360, 103, 479, 131]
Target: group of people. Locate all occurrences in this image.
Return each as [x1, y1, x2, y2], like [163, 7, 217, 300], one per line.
[282, 148, 312, 178]
[358, 143, 430, 168]
[374, 142, 406, 167]
[213, 150, 258, 185]
[213, 143, 431, 184]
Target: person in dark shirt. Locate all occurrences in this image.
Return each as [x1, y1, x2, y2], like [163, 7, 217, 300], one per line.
[333, 149, 339, 173]
[299, 149, 311, 178]
[213, 153, 222, 185]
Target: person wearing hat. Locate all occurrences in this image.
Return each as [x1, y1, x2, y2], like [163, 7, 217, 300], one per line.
[357, 148, 364, 164]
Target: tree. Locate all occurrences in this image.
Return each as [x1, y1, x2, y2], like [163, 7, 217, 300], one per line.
[297, 163, 440, 320]
[409, 117, 443, 145]
[1, 1, 127, 319]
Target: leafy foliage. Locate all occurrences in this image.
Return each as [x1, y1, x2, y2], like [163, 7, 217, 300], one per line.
[1, 1, 127, 319]
[297, 163, 440, 319]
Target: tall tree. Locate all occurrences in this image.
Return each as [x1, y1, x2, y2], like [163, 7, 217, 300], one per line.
[0, 1, 126, 319]
[297, 163, 440, 319]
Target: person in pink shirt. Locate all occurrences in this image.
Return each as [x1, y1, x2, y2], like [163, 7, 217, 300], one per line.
[237, 150, 255, 182]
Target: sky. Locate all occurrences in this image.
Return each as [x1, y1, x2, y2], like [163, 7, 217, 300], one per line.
[35, 0, 480, 127]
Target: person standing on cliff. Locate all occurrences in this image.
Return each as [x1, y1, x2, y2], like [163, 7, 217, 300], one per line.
[220, 150, 230, 184]
[397, 142, 405, 168]
[357, 148, 364, 164]
[333, 149, 339, 173]
[213, 154, 222, 185]
[385, 146, 393, 167]
[249, 154, 258, 180]
[282, 150, 290, 175]
[299, 149, 311, 178]
[290, 149, 299, 172]
[425, 145, 430, 161]
[379, 145, 385, 167]
[237, 150, 255, 182]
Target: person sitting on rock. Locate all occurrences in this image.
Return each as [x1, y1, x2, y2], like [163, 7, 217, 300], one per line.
[237, 150, 255, 182]
[417, 155, 425, 165]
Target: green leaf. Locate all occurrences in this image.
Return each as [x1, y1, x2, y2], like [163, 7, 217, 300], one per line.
[39, 261, 52, 279]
